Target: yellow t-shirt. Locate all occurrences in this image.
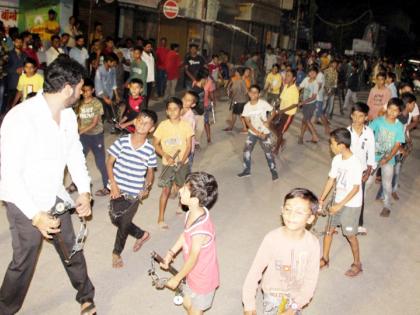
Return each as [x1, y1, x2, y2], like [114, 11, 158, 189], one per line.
[17, 73, 44, 100]
[265, 73, 282, 94]
[43, 20, 60, 41]
[153, 119, 194, 165]
[280, 84, 299, 115]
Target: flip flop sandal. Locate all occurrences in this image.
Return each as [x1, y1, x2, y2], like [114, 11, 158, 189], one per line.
[345, 263, 363, 277]
[81, 302, 97, 315]
[133, 232, 150, 252]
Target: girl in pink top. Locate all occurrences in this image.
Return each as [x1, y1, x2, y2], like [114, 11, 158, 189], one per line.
[242, 188, 320, 315]
[367, 72, 392, 120]
[161, 172, 219, 314]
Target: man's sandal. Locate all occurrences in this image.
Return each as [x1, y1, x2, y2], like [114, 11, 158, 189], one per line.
[81, 302, 96, 315]
[345, 263, 363, 277]
[320, 257, 329, 269]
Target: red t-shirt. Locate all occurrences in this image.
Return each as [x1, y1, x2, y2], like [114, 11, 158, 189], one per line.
[22, 48, 40, 68]
[124, 95, 143, 133]
[165, 50, 181, 80]
[156, 46, 169, 70]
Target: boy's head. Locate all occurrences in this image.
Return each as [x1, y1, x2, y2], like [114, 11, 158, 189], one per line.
[329, 128, 351, 155]
[248, 84, 261, 101]
[350, 102, 369, 125]
[400, 92, 416, 113]
[386, 72, 396, 85]
[235, 67, 245, 77]
[143, 41, 153, 53]
[105, 36, 114, 49]
[104, 53, 118, 68]
[376, 72, 386, 87]
[271, 64, 279, 74]
[51, 35, 60, 49]
[133, 46, 143, 59]
[284, 69, 296, 85]
[61, 33, 70, 46]
[196, 68, 209, 84]
[165, 97, 183, 120]
[179, 172, 218, 210]
[385, 97, 403, 120]
[75, 35, 85, 47]
[134, 109, 157, 134]
[170, 43, 179, 51]
[81, 78, 95, 98]
[243, 67, 251, 77]
[23, 57, 37, 76]
[48, 9, 57, 21]
[399, 82, 413, 94]
[308, 66, 318, 79]
[189, 44, 198, 55]
[282, 188, 318, 230]
[129, 78, 143, 97]
[212, 54, 219, 64]
[182, 90, 198, 109]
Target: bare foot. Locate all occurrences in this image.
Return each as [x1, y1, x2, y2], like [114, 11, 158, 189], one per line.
[158, 221, 169, 230]
[133, 231, 150, 252]
[112, 254, 124, 268]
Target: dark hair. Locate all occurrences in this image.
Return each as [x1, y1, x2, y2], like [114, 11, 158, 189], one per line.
[61, 33, 70, 38]
[272, 63, 280, 70]
[308, 65, 318, 73]
[75, 35, 84, 42]
[235, 67, 245, 76]
[26, 92, 37, 99]
[51, 35, 60, 42]
[13, 34, 23, 41]
[185, 172, 218, 209]
[21, 31, 31, 39]
[83, 78, 95, 89]
[185, 90, 199, 103]
[138, 109, 158, 125]
[376, 72, 386, 79]
[351, 102, 369, 115]
[104, 53, 118, 63]
[399, 81, 413, 91]
[400, 92, 416, 107]
[212, 54, 219, 59]
[386, 72, 396, 82]
[330, 128, 351, 148]
[249, 84, 261, 92]
[170, 43, 179, 50]
[48, 9, 56, 15]
[129, 78, 144, 87]
[166, 96, 183, 109]
[94, 22, 102, 28]
[189, 43, 198, 49]
[105, 36, 114, 43]
[387, 97, 403, 112]
[133, 45, 143, 52]
[196, 68, 209, 81]
[287, 69, 297, 78]
[143, 40, 152, 47]
[284, 187, 319, 215]
[24, 57, 37, 68]
[43, 57, 87, 93]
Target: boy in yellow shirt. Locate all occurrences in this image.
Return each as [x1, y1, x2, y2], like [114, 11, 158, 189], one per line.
[264, 64, 282, 105]
[153, 97, 194, 229]
[11, 58, 44, 107]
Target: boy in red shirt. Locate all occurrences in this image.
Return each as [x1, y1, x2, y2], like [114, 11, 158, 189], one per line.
[118, 78, 144, 133]
[164, 43, 182, 99]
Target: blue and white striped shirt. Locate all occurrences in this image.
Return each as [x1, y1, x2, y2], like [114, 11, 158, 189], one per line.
[108, 135, 157, 196]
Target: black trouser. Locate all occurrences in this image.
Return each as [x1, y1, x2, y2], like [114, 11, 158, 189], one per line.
[0, 202, 95, 315]
[111, 199, 145, 255]
[80, 133, 109, 188]
[144, 82, 153, 109]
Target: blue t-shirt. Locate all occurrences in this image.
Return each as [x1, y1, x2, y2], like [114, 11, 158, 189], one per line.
[369, 116, 405, 165]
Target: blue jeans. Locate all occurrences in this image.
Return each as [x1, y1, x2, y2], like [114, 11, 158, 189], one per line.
[377, 157, 403, 199]
[156, 69, 167, 97]
[375, 163, 394, 209]
[243, 133, 277, 175]
[80, 133, 109, 188]
[323, 94, 335, 117]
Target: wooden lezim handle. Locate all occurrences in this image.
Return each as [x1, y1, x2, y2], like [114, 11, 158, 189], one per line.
[151, 251, 179, 276]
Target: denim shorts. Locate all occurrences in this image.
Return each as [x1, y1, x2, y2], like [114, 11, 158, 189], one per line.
[204, 105, 213, 124]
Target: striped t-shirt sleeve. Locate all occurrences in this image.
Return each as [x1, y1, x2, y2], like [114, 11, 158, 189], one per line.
[108, 138, 122, 158]
[147, 148, 158, 168]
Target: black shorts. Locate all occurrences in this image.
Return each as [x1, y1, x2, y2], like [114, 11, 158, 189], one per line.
[232, 102, 246, 115]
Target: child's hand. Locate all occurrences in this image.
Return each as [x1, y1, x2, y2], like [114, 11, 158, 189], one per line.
[110, 183, 121, 199]
[329, 203, 341, 214]
[159, 252, 173, 270]
[165, 277, 181, 290]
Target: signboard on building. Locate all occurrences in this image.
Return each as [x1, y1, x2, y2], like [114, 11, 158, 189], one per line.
[0, 0, 19, 28]
[352, 39, 373, 54]
[163, 0, 179, 19]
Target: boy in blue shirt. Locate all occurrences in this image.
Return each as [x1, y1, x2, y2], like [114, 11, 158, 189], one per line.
[369, 98, 405, 217]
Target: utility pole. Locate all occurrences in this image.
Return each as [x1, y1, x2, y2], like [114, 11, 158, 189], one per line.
[200, 0, 208, 55]
[294, 0, 301, 50]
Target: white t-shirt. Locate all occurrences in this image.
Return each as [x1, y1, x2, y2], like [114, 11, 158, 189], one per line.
[316, 71, 325, 101]
[142, 51, 155, 82]
[299, 77, 319, 104]
[242, 99, 273, 135]
[328, 154, 363, 208]
[408, 102, 419, 123]
[347, 125, 376, 171]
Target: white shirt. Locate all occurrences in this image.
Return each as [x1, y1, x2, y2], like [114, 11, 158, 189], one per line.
[316, 71, 325, 101]
[45, 46, 64, 66]
[142, 51, 155, 83]
[264, 53, 277, 73]
[241, 99, 273, 135]
[347, 125, 376, 171]
[408, 102, 419, 123]
[0, 92, 91, 219]
[329, 154, 363, 208]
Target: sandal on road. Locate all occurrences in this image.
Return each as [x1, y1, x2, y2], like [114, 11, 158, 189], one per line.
[345, 263, 363, 277]
[133, 231, 150, 252]
[95, 188, 110, 197]
[81, 302, 97, 315]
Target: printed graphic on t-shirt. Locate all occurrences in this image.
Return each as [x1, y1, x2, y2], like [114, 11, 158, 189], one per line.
[164, 136, 182, 146]
[376, 128, 395, 156]
[336, 168, 348, 194]
[79, 106, 96, 119]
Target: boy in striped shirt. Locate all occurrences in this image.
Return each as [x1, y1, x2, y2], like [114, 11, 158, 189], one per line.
[106, 109, 158, 268]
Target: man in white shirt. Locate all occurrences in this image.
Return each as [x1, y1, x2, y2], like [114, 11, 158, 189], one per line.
[142, 41, 155, 109]
[264, 47, 277, 74]
[347, 102, 376, 235]
[238, 84, 278, 181]
[45, 35, 64, 66]
[0, 58, 96, 315]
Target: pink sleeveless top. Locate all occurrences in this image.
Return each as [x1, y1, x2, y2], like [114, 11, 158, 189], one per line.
[183, 208, 219, 294]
